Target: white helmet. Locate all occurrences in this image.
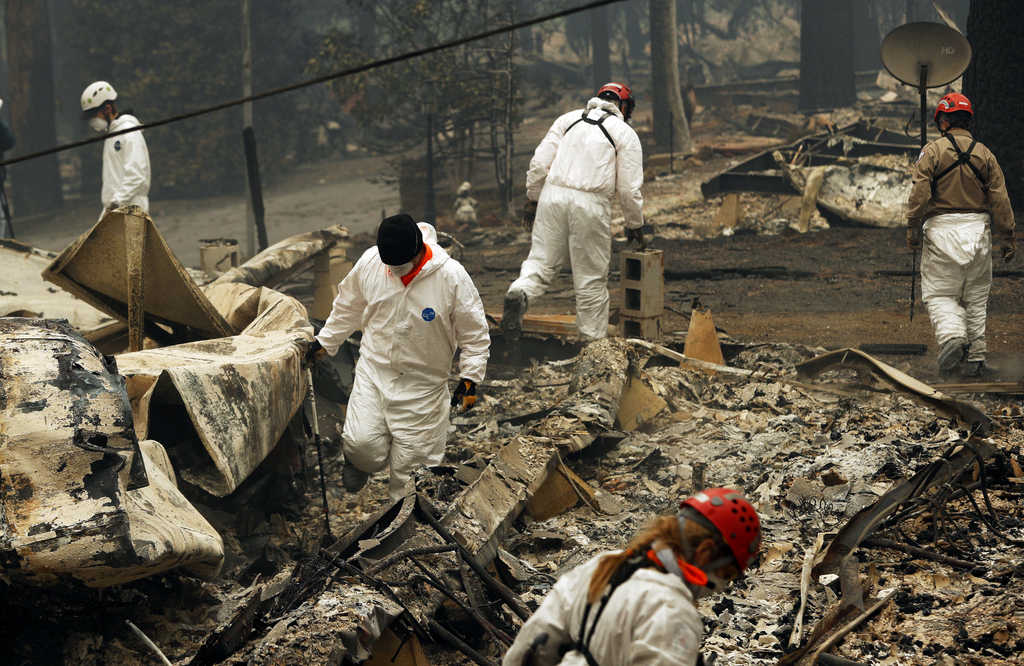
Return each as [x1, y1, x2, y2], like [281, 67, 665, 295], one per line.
[80, 81, 117, 119]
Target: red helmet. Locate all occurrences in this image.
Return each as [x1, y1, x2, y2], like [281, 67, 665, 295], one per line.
[680, 488, 762, 572]
[597, 82, 635, 121]
[934, 93, 973, 122]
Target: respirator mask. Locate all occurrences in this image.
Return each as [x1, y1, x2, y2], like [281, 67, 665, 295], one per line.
[388, 261, 416, 277]
[88, 117, 109, 133]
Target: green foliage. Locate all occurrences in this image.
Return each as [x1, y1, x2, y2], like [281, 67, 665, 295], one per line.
[308, 0, 524, 159]
[62, 0, 304, 198]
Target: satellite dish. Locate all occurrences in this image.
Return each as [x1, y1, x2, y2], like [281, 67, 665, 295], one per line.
[879, 23, 971, 148]
[881, 22, 971, 88]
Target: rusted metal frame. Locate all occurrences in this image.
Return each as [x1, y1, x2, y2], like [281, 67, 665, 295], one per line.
[362, 544, 460, 576]
[416, 494, 532, 622]
[426, 617, 499, 666]
[860, 538, 974, 569]
[407, 558, 514, 648]
[795, 349, 993, 435]
[814, 438, 996, 577]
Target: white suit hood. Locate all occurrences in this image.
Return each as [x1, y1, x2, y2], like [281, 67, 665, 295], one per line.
[525, 97, 644, 229]
[102, 114, 151, 214]
[316, 222, 490, 386]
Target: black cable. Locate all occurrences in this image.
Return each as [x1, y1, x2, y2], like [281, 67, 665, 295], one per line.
[0, 0, 627, 170]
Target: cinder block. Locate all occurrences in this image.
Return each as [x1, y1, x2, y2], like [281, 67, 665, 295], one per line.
[620, 315, 662, 339]
[620, 249, 664, 318]
[199, 240, 239, 274]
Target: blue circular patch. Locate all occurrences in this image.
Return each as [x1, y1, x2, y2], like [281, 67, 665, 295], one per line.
[421, 308, 436, 322]
[114, 140, 121, 151]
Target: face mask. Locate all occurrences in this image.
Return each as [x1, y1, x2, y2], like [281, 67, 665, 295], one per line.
[88, 117, 109, 133]
[388, 261, 415, 277]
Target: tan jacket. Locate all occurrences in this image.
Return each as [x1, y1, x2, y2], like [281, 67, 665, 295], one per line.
[906, 128, 1014, 235]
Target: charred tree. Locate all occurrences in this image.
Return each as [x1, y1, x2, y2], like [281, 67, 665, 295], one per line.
[649, 0, 693, 152]
[623, 0, 646, 64]
[5, 0, 64, 215]
[798, 0, 856, 112]
[591, 5, 611, 89]
[964, 1, 1024, 211]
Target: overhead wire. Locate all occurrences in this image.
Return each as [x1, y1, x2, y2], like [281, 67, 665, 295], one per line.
[0, 0, 627, 169]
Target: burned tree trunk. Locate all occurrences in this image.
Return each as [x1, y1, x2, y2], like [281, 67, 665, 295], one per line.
[649, 0, 693, 152]
[591, 5, 611, 90]
[963, 1, 1024, 211]
[5, 0, 64, 216]
[623, 0, 646, 65]
[798, 0, 856, 112]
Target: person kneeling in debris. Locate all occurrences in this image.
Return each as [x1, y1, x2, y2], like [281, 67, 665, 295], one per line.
[503, 488, 761, 666]
[306, 213, 490, 502]
[906, 93, 1015, 378]
[501, 82, 645, 341]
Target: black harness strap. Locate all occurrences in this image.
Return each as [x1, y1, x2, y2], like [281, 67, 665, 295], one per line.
[566, 111, 617, 153]
[572, 553, 654, 666]
[931, 134, 987, 196]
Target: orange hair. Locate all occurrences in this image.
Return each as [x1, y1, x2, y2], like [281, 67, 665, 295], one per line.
[587, 514, 717, 603]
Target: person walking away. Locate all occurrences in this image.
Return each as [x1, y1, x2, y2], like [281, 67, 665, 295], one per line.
[305, 213, 490, 502]
[80, 81, 151, 221]
[0, 100, 16, 239]
[906, 93, 1015, 377]
[503, 488, 761, 666]
[501, 82, 646, 341]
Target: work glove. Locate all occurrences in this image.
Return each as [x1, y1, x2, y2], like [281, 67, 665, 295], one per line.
[626, 227, 647, 250]
[1000, 232, 1017, 263]
[906, 225, 922, 250]
[520, 200, 538, 232]
[450, 379, 477, 413]
[304, 339, 327, 369]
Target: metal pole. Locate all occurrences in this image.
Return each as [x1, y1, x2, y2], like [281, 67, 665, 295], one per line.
[918, 65, 928, 150]
[425, 113, 436, 225]
[306, 367, 332, 543]
[242, 0, 256, 259]
[669, 110, 674, 174]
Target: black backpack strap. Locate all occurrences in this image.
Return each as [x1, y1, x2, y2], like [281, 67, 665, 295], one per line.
[931, 134, 987, 196]
[573, 553, 653, 666]
[565, 111, 617, 153]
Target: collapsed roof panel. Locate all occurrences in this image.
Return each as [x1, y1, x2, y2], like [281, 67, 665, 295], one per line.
[41, 206, 236, 341]
[116, 328, 310, 497]
[0, 318, 222, 587]
[0, 239, 113, 336]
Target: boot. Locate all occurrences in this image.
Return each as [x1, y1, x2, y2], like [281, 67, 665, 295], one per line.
[342, 460, 370, 493]
[962, 360, 989, 378]
[500, 289, 528, 338]
[937, 336, 968, 374]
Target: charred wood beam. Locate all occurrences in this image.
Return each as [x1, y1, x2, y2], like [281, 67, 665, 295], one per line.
[859, 538, 975, 569]
[363, 544, 459, 577]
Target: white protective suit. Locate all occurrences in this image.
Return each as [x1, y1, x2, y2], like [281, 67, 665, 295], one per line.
[316, 223, 490, 501]
[502, 553, 703, 666]
[508, 98, 644, 340]
[101, 114, 151, 217]
[921, 212, 992, 362]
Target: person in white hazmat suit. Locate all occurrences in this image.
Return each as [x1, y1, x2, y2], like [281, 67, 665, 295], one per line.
[501, 82, 645, 341]
[305, 214, 490, 502]
[906, 93, 1015, 377]
[503, 488, 761, 666]
[80, 81, 151, 220]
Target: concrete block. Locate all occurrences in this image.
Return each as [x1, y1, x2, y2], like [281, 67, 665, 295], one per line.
[199, 240, 239, 274]
[620, 315, 661, 339]
[620, 249, 664, 318]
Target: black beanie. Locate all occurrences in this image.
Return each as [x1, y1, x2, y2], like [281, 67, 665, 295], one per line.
[377, 213, 423, 265]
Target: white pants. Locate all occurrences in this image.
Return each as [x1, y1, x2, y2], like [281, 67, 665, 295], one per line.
[342, 360, 449, 502]
[508, 184, 612, 340]
[921, 213, 992, 362]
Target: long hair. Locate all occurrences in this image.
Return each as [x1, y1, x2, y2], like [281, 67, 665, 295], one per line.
[587, 514, 717, 603]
